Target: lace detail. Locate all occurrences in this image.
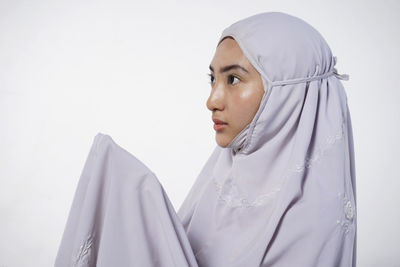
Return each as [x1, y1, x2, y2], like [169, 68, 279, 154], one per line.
[74, 234, 94, 267]
[213, 118, 346, 208]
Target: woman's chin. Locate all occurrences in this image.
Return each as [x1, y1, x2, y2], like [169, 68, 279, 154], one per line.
[215, 134, 232, 148]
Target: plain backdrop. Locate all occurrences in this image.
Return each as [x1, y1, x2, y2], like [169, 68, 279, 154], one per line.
[0, 0, 399, 266]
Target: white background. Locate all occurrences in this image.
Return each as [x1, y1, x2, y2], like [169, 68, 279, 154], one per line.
[1, 0, 399, 266]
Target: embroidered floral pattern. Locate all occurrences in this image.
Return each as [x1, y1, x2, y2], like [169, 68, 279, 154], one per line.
[336, 192, 355, 234]
[214, 118, 346, 208]
[344, 200, 354, 220]
[292, 120, 345, 173]
[74, 234, 94, 267]
[213, 176, 281, 208]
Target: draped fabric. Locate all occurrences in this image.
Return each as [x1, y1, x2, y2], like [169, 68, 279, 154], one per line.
[55, 133, 198, 266]
[55, 11, 356, 267]
[177, 11, 357, 267]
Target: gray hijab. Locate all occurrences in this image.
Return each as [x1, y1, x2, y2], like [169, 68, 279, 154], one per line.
[55, 11, 356, 267]
[177, 11, 357, 266]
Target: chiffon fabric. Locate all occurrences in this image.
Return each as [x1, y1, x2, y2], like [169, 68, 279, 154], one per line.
[55, 11, 357, 267]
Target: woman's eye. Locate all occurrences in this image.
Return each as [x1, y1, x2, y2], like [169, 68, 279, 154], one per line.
[228, 75, 240, 85]
[208, 73, 215, 85]
[207, 73, 240, 85]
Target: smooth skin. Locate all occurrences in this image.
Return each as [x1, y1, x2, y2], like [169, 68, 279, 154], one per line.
[207, 36, 266, 147]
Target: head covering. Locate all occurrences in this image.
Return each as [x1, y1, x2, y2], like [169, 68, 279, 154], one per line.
[177, 11, 357, 266]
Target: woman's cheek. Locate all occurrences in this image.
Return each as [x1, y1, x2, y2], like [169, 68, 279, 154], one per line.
[233, 104, 253, 127]
[236, 90, 259, 119]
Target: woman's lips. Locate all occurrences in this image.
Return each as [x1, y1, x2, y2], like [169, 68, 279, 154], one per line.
[212, 118, 227, 131]
[214, 123, 227, 131]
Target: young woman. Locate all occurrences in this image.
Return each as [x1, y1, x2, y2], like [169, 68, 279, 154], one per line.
[55, 11, 356, 267]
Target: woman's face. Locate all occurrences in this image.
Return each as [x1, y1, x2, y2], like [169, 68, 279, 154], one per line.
[207, 37, 265, 147]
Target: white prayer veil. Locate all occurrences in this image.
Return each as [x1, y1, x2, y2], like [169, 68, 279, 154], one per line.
[177, 11, 357, 266]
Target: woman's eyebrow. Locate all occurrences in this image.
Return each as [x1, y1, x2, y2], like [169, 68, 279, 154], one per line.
[209, 64, 249, 74]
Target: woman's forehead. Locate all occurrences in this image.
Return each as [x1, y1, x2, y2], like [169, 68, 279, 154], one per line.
[210, 38, 254, 74]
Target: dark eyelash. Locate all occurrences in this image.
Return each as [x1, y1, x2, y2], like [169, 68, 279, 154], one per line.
[207, 73, 240, 85]
[228, 74, 240, 84]
[207, 73, 214, 84]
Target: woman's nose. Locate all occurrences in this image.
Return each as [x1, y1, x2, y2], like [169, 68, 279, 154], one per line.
[206, 86, 225, 112]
